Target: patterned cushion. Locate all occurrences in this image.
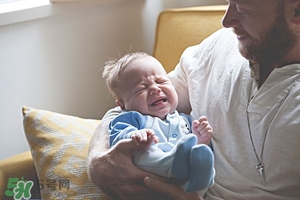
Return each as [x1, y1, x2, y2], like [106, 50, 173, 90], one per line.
[22, 106, 112, 199]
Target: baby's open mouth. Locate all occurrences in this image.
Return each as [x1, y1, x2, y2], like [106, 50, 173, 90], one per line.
[151, 98, 167, 106]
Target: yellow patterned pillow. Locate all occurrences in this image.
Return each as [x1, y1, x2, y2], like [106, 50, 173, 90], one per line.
[22, 106, 112, 200]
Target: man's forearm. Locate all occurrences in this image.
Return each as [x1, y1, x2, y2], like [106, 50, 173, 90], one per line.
[88, 106, 122, 154]
[88, 118, 111, 154]
[87, 107, 122, 186]
[87, 118, 112, 186]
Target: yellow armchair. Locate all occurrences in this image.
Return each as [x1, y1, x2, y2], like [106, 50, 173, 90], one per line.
[154, 5, 226, 73]
[0, 5, 226, 199]
[0, 151, 41, 199]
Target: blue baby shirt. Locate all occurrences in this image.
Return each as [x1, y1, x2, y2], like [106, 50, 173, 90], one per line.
[108, 110, 192, 151]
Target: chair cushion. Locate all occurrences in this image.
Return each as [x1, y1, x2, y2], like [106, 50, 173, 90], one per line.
[22, 106, 112, 199]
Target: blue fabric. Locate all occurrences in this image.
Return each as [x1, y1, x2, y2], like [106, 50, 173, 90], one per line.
[185, 144, 215, 192]
[108, 110, 192, 147]
[109, 111, 148, 146]
[108, 110, 215, 192]
[171, 134, 197, 182]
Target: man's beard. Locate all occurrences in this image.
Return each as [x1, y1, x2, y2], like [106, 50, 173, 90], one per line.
[238, 14, 298, 67]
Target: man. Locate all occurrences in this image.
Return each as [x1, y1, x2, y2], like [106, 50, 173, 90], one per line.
[87, 0, 300, 199]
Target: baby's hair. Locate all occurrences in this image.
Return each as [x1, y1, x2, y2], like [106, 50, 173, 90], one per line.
[103, 51, 149, 99]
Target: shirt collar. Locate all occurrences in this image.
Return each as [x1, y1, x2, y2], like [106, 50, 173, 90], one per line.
[249, 61, 260, 84]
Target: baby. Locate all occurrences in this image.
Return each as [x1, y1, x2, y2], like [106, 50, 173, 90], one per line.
[103, 52, 215, 192]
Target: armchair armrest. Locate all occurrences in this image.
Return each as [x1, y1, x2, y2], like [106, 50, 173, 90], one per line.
[0, 151, 41, 199]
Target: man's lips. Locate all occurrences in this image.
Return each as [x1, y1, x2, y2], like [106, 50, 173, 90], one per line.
[150, 98, 167, 106]
[233, 29, 250, 40]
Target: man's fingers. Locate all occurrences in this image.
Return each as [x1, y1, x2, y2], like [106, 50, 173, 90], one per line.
[121, 183, 168, 200]
[144, 177, 203, 200]
[144, 176, 177, 196]
[107, 183, 163, 200]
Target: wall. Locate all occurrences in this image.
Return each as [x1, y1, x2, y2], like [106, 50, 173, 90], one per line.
[0, 0, 226, 160]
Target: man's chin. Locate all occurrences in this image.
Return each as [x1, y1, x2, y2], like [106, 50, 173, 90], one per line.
[238, 44, 255, 61]
[238, 45, 249, 59]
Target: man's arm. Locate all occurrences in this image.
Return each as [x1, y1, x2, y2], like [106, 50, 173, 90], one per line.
[87, 108, 168, 199]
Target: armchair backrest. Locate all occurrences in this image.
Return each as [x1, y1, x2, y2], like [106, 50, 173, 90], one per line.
[153, 5, 227, 73]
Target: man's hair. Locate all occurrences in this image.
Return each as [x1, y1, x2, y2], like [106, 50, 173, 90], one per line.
[103, 52, 149, 99]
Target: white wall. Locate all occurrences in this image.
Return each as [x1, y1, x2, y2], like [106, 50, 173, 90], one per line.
[0, 0, 226, 160]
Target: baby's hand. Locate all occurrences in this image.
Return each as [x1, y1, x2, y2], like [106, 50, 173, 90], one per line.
[131, 129, 159, 147]
[192, 116, 213, 145]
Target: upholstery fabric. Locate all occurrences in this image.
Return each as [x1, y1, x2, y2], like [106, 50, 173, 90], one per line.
[22, 106, 109, 199]
[153, 5, 226, 73]
[0, 151, 41, 200]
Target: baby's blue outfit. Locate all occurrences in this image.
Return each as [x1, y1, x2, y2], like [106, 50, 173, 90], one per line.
[108, 110, 215, 192]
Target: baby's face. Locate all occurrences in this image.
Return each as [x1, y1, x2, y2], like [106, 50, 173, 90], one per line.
[117, 55, 178, 119]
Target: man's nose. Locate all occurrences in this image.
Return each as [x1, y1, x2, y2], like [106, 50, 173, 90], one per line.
[222, 3, 241, 28]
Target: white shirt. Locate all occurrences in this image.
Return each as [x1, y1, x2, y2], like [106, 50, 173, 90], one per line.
[169, 28, 300, 200]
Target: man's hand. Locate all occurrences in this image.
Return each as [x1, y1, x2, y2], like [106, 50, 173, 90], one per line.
[87, 119, 168, 200]
[89, 139, 169, 199]
[144, 176, 204, 200]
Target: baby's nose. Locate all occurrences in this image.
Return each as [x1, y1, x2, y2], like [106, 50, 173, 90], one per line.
[150, 85, 162, 95]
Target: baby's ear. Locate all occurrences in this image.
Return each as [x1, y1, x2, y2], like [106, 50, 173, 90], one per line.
[115, 99, 125, 110]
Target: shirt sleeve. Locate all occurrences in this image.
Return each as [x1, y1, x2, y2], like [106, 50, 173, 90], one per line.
[168, 28, 227, 116]
[168, 53, 191, 114]
[108, 111, 147, 146]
